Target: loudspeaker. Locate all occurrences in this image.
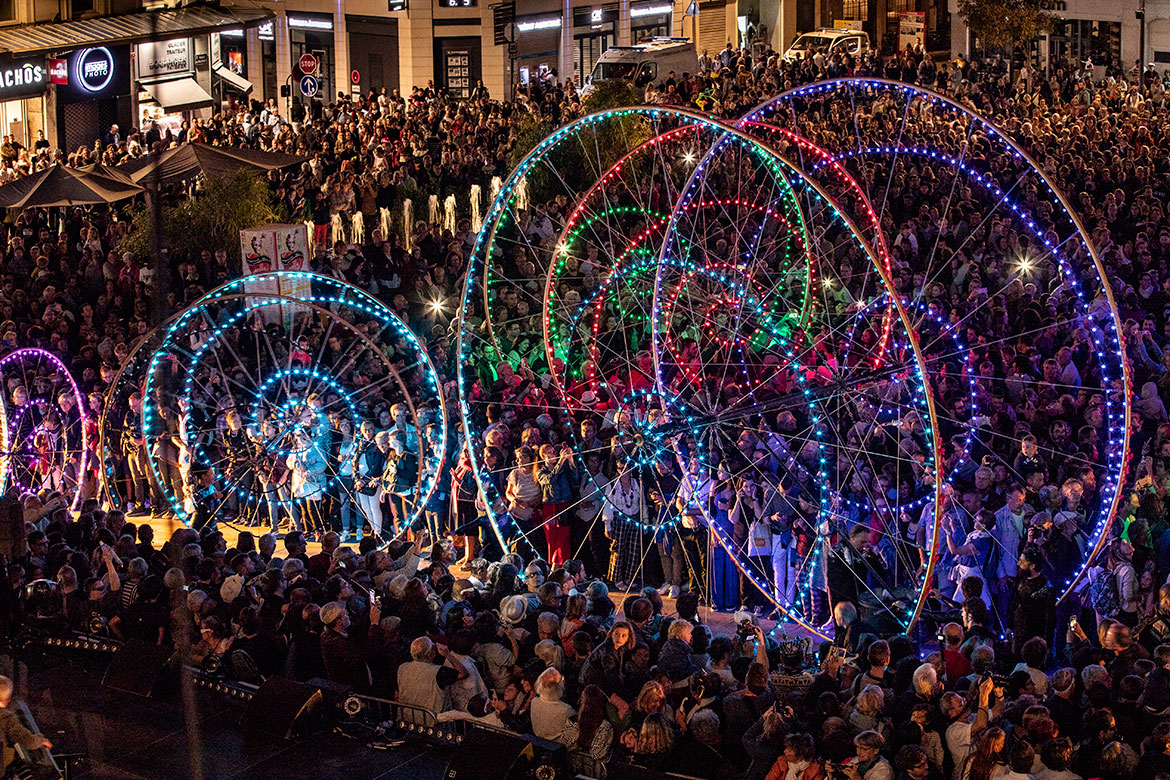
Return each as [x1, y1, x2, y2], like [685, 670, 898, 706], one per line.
[306, 677, 352, 710]
[102, 639, 171, 697]
[0, 495, 24, 557]
[444, 727, 567, 780]
[244, 677, 324, 739]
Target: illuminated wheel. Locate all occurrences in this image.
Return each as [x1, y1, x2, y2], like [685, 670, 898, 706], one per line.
[0, 348, 89, 510]
[460, 107, 817, 565]
[140, 273, 447, 532]
[459, 108, 947, 629]
[98, 313, 182, 511]
[643, 128, 944, 636]
[741, 79, 1130, 605]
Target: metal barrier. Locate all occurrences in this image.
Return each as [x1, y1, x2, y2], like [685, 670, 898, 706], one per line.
[341, 694, 469, 745]
[568, 751, 607, 779]
[17, 631, 616, 778]
[183, 664, 259, 702]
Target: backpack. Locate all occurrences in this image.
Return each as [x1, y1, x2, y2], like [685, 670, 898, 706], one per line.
[1088, 567, 1119, 617]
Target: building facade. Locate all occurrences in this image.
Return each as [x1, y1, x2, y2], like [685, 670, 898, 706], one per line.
[0, 3, 269, 150]
[243, 0, 714, 109]
[948, 0, 1170, 74]
[239, 0, 949, 113]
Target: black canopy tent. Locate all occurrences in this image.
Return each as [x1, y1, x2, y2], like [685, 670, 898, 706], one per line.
[0, 164, 143, 207]
[119, 143, 305, 186]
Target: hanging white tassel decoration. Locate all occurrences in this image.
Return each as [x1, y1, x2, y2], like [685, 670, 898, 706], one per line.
[304, 220, 316, 255]
[352, 211, 365, 245]
[516, 177, 529, 212]
[330, 212, 345, 246]
[443, 194, 456, 234]
[470, 184, 482, 233]
[379, 207, 391, 241]
[490, 176, 502, 207]
[428, 194, 440, 225]
[403, 199, 413, 252]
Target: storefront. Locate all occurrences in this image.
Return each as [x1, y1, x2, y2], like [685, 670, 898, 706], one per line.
[0, 6, 272, 149]
[56, 45, 133, 152]
[347, 16, 400, 96]
[135, 37, 214, 136]
[211, 30, 253, 109]
[435, 36, 481, 99]
[288, 13, 335, 103]
[630, 2, 673, 42]
[572, 6, 617, 85]
[515, 12, 563, 85]
[950, 0, 1138, 71]
[1047, 18, 1122, 69]
[0, 56, 50, 148]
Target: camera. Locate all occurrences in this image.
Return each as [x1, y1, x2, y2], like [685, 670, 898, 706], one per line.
[734, 610, 757, 642]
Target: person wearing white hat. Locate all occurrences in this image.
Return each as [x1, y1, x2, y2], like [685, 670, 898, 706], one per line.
[500, 593, 529, 626]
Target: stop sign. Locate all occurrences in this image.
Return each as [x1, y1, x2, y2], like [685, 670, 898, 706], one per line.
[298, 53, 318, 74]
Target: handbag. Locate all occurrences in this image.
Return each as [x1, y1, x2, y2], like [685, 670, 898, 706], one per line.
[748, 519, 772, 556]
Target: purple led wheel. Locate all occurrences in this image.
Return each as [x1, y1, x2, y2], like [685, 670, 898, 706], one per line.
[0, 348, 90, 512]
[741, 78, 1131, 606]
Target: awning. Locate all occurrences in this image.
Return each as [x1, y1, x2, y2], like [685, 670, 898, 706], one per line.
[0, 7, 273, 56]
[140, 77, 213, 112]
[213, 65, 252, 95]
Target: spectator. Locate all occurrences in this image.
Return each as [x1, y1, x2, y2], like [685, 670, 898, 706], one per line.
[530, 667, 575, 740]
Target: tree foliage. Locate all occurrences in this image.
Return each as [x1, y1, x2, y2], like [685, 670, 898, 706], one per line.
[581, 78, 643, 114]
[956, 0, 1052, 52]
[505, 78, 650, 199]
[120, 169, 287, 265]
[508, 112, 554, 171]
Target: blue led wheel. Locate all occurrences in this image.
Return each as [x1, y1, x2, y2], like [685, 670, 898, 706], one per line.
[97, 311, 186, 512]
[139, 273, 447, 534]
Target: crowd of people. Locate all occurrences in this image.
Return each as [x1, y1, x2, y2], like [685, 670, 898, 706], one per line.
[0, 33, 1168, 780]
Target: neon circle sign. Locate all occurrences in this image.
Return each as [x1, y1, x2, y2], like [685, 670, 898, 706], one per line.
[74, 47, 114, 93]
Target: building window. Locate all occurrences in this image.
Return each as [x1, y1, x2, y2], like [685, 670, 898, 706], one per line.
[0, 0, 16, 22]
[841, 0, 867, 21]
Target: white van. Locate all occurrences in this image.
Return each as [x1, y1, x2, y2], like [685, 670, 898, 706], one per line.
[782, 28, 871, 62]
[584, 37, 700, 93]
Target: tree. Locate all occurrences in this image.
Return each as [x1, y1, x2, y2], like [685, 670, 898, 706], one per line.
[121, 169, 287, 267]
[581, 78, 643, 114]
[956, 0, 1052, 68]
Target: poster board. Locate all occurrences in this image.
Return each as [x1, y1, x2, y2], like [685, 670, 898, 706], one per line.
[898, 11, 925, 51]
[239, 224, 311, 325]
